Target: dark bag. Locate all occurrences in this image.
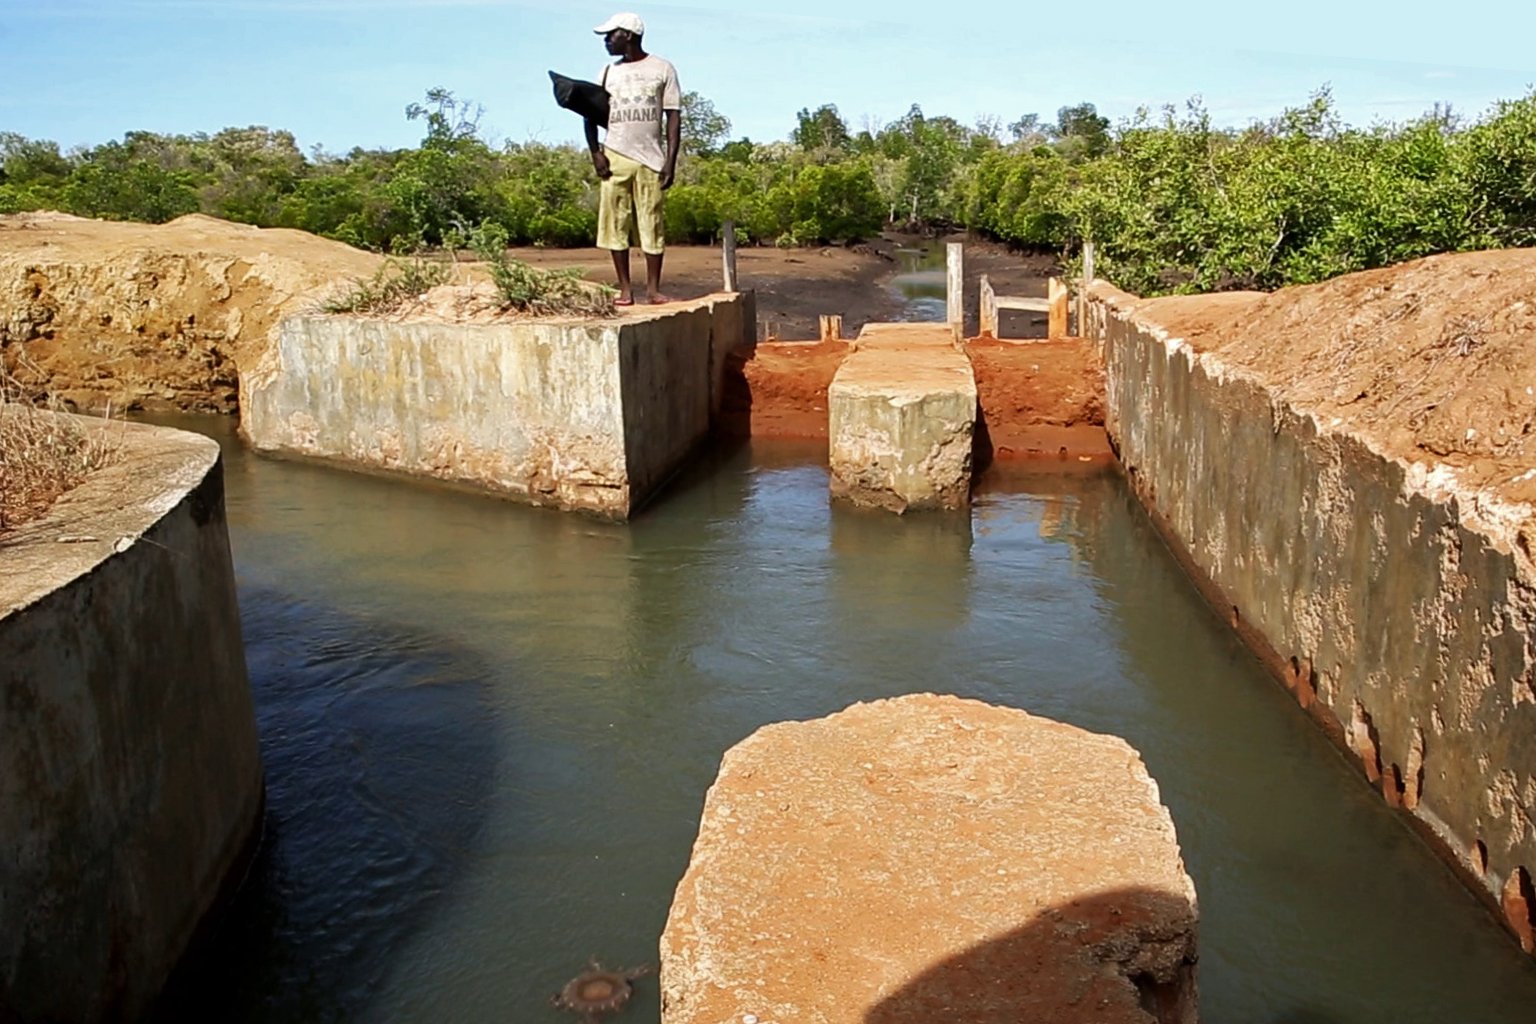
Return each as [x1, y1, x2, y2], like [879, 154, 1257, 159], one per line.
[548, 70, 609, 127]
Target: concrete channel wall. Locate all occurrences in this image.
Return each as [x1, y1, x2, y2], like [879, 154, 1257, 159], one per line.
[240, 293, 754, 520]
[0, 417, 264, 1021]
[1088, 284, 1536, 954]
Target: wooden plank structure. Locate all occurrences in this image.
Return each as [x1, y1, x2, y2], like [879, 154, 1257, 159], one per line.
[819, 315, 843, 342]
[1048, 277, 1069, 339]
[945, 242, 964, 330]
[722, 220, 739, 293]
[1077, 241, 1095, 336]
[979, 275, 1069, 339]
[971, 239, 1096, 340]
[951, 241, 1092, 340]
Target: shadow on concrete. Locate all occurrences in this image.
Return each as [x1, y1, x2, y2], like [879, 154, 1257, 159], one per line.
[972, 403, 998, 475]
[863, 887, 1197, 1024]
[146, 587, 501, 1024]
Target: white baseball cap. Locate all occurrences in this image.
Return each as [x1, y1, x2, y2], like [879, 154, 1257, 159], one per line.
[594, 12, 645, 36]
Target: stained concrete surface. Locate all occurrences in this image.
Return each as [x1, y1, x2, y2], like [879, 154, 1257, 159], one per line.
[1088, 283, 1536, 956]
[240, 293, 752, 519]
[828, 323, 977, 512]
[0, 416, 263, 1021]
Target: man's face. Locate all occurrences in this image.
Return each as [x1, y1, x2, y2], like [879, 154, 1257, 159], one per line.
[603, 28, 629, 55]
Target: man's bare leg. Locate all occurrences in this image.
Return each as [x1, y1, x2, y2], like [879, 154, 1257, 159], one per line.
[645, 251, 672, 304]
[610, 249, 633, 305]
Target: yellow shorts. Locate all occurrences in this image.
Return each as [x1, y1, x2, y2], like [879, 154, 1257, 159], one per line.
[597, 148, 665, 255]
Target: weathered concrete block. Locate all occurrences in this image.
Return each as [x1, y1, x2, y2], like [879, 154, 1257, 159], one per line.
[0, 416, 263, 1022]
[241, 293, 750, 519]
[829, 323, 976, 512]
[661, 693, 1199, 1024]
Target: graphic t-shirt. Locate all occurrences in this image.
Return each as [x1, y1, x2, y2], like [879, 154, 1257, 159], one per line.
[600, 55, 681, 173]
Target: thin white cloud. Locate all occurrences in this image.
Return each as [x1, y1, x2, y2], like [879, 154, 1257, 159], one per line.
[30, 0, 538, 14]
[34, 0, 879, 29]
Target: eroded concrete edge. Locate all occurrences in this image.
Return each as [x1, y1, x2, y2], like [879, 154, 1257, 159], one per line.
[240, 294, 751, 520]
[1088, 282, 1536, 955]
[0, 416, 265, 1020]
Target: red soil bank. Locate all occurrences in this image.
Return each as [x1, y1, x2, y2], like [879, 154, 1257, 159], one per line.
[964, 337, 1110, 466]
[719, 336, 1111, 466]
[719, 340, 849, 439]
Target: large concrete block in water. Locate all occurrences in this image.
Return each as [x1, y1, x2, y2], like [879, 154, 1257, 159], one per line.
[661, 694, 1200, 1024]
[829, 323, 976, 512]
[0, 417, 263, 1022]
[241, 294, 751, 519]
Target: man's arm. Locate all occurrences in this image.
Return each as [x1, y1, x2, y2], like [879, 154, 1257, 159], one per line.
[585, 120, 610, 179]
[661, 109, 680, 190]
[660, 63, 682, 190]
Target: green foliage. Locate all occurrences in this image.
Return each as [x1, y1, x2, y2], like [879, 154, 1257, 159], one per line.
[763, 162, 885, 245]
[197, 126, 307, 226]
[8, 84, 1536, 297]
[892, 106, 969, 224]
[406, 88, 485, 151]
[61, 144, 200, 223]
[1456, 93, 1536, 247]
[495, 143, 598, 247]
[461, 221, 614, 315]
[1052, 103, 1112, 161]
[792, 104, 851, 155]
[321, 256, 451, 314]
[681, 92, 731, 157]
[0, 133, 70, 185]
[964, 147, 1071, 246]
[964, 88, 1536, 295]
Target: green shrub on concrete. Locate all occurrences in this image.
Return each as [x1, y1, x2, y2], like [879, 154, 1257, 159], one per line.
[321, 257, 451, 314]
[463, 222, 615, 316]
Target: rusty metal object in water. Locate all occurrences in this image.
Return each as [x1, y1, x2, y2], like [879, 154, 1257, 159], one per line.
[550, 959, 652, 1021]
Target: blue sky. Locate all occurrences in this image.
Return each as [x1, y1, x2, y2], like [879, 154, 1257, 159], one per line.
[7, 0, 1534, 153]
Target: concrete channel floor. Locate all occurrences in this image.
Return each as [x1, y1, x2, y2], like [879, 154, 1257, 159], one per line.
[828, 322, 978, 512]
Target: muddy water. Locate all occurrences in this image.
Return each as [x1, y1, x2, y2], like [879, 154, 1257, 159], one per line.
[889, 243, 949, 321]
[144, 420, 1536, 1024]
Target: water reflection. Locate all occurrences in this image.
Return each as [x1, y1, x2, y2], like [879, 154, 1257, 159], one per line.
[829, 500, 974, 641]
[149, 592, 500, 1023]
[136, 418, 1536, 1023]
[889, 244, 948, 322]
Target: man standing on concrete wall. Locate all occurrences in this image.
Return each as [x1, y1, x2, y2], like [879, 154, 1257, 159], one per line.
[585, 12, 682, 306]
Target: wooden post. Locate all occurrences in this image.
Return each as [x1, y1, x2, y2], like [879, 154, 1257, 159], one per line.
[946, 242, 964, 332]
[1047, 277, 1068, 339]
[819, 315, 843, 342]
[1077, 241, 1096, 337]
[979, 274, 998, 338]
[722, 220, 739, 293]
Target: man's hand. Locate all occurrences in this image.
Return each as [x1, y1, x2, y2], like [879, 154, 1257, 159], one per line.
[659, 165, 675, 190]
[591, 150, 612, 180]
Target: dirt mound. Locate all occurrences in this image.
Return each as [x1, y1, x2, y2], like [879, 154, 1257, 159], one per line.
[0, 212, 382, 412]
[1140, 249, 1536, 508]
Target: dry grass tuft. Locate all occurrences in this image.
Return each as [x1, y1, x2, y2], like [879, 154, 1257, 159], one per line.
[320, 256, 453, 315]
[0, 360, 123, 535]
